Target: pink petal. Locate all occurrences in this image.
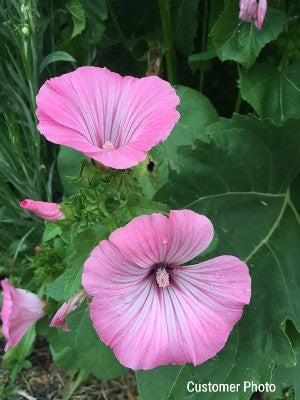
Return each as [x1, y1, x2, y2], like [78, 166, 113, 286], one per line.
[36, 66, 180, 169]
[109, 210, 213, 266]
[239, 0, 257, 22]
[1, 279, 46, 351]
[83, 244, 251, 369]
[254, 0, 267, 29]
[20, 199, 64, 221]
[50, 290, 87, 332]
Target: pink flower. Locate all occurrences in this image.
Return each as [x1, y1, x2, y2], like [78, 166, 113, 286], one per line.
[20, 199, 64, 221]
[239, 0, 267, 30]
[50, 290, 87, 332]
[254, 0, 267, 29]
[239, 0, 257, 22]
[36, 67, 180, 169]
[1, 279, 46, 351]
[82, 210, 251, 370]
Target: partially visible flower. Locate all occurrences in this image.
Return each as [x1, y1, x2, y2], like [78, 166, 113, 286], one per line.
[35, 245, 42, 251]
[83, 210, 251, 370]
[36, 66, 180, 169]
[239, 0, 257, 22]
[50, 290, 87, 332]
[239, 0, 267, 30]
[1, 279, 46, 351]
[254, 0, 267, 29]
[20, 199, 64, 221]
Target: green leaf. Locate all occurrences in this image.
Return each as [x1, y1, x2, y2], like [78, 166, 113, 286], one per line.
[67, 0, 86, 40]
[151, 85, 218, 185]
[271, 353, 300, 398]
[56, 304, 127, 379]
[210, 1, 285, 67]
[57, 146, 85, 195]
[39, 51, 76, 74]
[81, 0, 107, 44]
[188, 49, 217, 73]
[63, 229, 99, 300]
[45, 273, 66, 302]
[240, 62, 300, 125]
[42, 222, 62, 242]
[137, 116, 300, 400]
[172, 0, 200, 56]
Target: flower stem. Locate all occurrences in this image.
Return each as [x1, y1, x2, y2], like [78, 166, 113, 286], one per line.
[234, 63, 243, 114]
[62, 369, 90, 400]
[158, 0, 176, 84]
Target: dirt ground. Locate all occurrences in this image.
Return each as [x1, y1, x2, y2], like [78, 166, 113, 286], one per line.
[0, 337, 138, 400]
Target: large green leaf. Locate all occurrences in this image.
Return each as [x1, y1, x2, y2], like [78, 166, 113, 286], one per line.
[63, 229, 99, 300]
[57, 146, 85, 195]
[172, 0, 200, 56]
[49, 305, 127, 379]
[240, 62, 300, 125]
[151, 85, 218, 184]
[137, 115, 300, 400]
[210, 1, 285, 67]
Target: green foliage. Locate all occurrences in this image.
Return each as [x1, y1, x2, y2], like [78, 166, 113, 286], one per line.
[241, 62, 300, 125]
[151, 85, 218, 185]
[46, 304, 128, 379]
[172, 0, 200, 57]
[210, 0, 285, 67]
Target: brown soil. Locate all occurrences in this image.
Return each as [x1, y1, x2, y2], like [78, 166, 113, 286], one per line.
[0, 337, 138, 400]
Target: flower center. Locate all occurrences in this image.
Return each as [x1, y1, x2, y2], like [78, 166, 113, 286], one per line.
[102, 141, 114, 151]
[153, 263, 170, 288]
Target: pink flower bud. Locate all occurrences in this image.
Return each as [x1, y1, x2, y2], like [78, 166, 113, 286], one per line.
[20, 199, 64, 221]
[50, 290, 87, 332]
[239, 0, 257, 22]
[239, 0, 267, 30]
[254, 0, 267, 29]
[1, 279, 46, 351]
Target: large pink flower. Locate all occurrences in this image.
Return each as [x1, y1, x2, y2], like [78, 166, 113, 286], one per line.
[36, 67, 180, 169]
[82, 210, 251, 370]
[1, 279, 46, 351]
[20, 199, 64, 221]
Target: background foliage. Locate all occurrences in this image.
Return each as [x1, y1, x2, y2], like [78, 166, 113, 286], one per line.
[0, 0, 299, 399]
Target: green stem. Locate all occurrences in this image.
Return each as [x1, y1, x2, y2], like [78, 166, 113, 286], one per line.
[62, 369, 90, 400]
[158, 0, 176, 84]
[234, 63, 243, 114]
[199, 0, 208, 92]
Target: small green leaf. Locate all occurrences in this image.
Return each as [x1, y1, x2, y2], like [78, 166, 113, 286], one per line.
[39, 51, 76, 74]
[67, 0, 86, 40]
[42, 222, 62, 242]
[188, 49, 217, 73]
[241, 61, 300, 125]
[210, 1, 285, 67]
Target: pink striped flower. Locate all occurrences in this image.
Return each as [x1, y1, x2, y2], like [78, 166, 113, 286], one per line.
[82, 210, 251, 370]
[36, 67, 180, 169]
[1, 279, 46, 351]
[20, 199, 64, 221]
[239, 0, 267, 29]
[50, 290, 87, 332]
